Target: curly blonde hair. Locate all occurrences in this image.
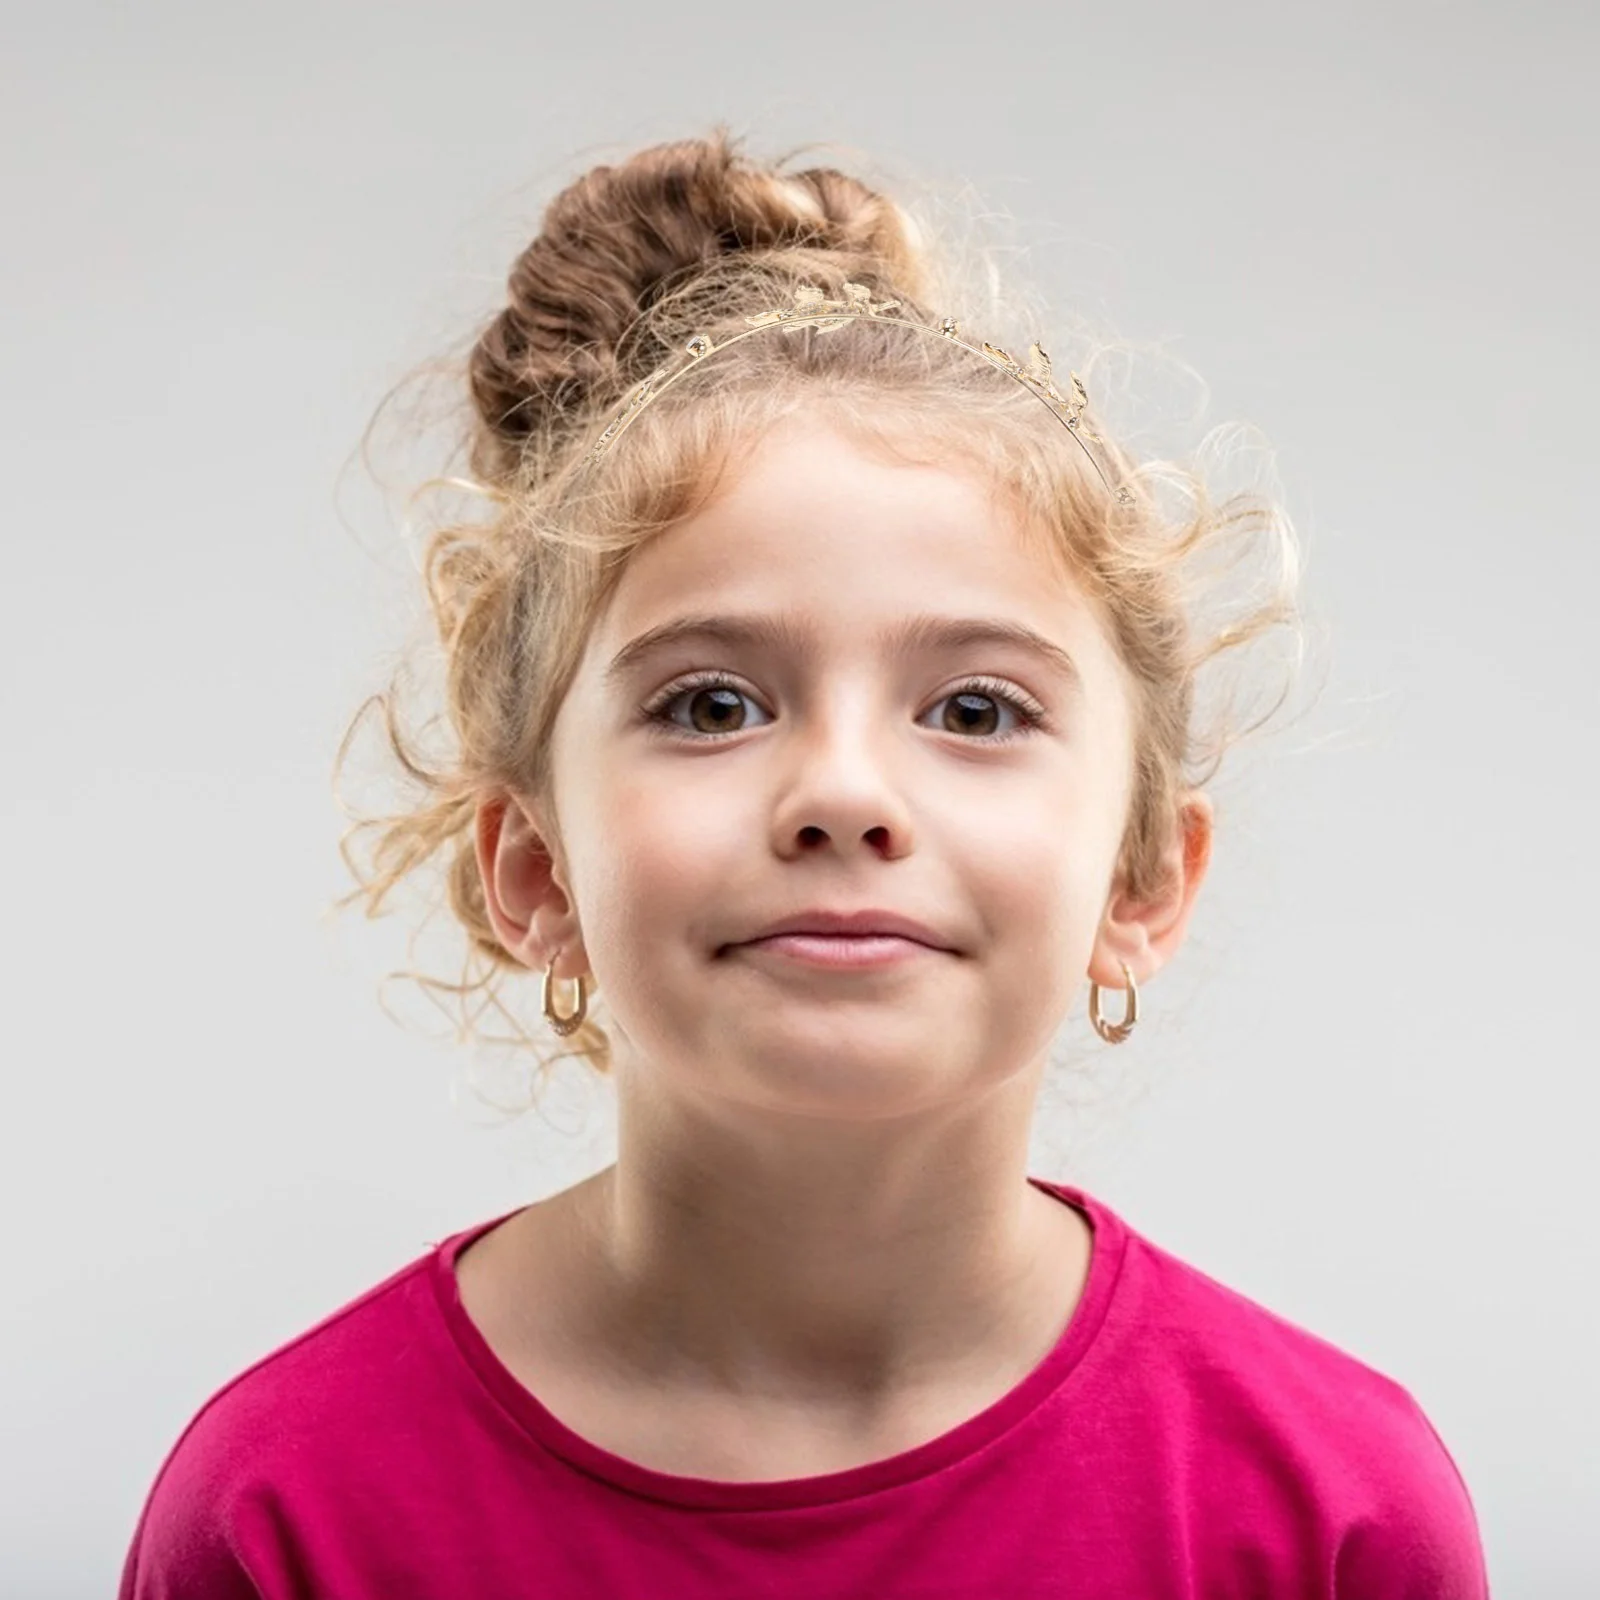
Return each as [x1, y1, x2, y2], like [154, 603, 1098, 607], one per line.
[334, 126, 1308, 1094]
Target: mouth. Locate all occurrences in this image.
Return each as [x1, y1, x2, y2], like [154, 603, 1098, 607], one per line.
[728, 933, 941, 970]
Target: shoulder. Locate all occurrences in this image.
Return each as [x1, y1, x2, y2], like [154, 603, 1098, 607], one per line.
[1100, 1205, 1490, 1596]
[119, 1234, 453, 1598]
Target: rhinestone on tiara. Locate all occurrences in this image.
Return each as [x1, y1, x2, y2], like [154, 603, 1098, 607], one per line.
[581, 281, 1136, 505]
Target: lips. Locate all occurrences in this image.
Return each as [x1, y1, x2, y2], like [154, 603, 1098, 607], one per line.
[737, 932, 935, 970]
[736, 908, 955, 952]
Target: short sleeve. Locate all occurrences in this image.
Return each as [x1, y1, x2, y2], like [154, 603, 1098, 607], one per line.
[119, 1406, 282, 1600]
[119, 1470, 264, 1600]
[1333, 1391, 1491, 1599]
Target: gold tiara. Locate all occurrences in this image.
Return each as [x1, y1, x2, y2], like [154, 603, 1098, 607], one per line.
[582, 280, 1135, 505]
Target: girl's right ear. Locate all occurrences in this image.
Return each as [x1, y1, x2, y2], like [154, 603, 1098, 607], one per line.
[474, 792, 583, 974]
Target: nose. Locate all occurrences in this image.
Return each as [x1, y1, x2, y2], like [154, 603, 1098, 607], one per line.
[767, 690, 915, 862]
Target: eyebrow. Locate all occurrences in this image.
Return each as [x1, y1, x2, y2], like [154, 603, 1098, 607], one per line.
[602, 611, 1082, 693]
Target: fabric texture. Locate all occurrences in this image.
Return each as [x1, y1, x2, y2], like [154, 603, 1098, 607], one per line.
[119, 1179, 1491, 1598]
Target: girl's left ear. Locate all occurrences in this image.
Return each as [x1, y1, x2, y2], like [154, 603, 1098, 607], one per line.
[1087, 791, 1214, 990]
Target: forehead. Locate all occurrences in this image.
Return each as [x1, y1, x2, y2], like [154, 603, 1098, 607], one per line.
[586, 415, 1119, 681]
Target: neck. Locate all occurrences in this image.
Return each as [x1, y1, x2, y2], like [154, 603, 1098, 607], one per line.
[557, 1133, 1089, 1412]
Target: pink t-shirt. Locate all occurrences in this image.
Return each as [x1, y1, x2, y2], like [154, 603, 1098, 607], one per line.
[119, 1179, 1490, 1597]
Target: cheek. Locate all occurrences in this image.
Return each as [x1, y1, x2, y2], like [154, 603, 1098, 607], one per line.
[621, 763, 748, 860]
[577, 762, 746, 933]
[959, 786, 1119, 933]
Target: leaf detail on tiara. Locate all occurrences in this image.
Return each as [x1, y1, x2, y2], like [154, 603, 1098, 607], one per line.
[842, 281, 901, 316]
[626, 366, 669, 410]
[1025, 342, 1068, 403]
[788, 282, 852, 332]
[750, 283, 899, 334]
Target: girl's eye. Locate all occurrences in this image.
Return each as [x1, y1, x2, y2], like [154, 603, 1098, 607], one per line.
[639, 672, 1049, 744]
[925, 678, 1049, 741]
[642, 674, 774, 738]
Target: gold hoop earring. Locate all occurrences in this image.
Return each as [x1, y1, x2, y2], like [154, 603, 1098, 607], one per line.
[1088, 959, 1139, 1045]
[541, 957, 589, 1037]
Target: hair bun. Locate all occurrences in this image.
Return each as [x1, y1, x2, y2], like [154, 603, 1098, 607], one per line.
[468, 126, 928, 480]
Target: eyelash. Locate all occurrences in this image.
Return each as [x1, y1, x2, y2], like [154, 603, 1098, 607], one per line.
[639, 670, 1052, 746]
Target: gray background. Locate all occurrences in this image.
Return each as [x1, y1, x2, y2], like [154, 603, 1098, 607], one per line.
[4, 1, 1594, 1593]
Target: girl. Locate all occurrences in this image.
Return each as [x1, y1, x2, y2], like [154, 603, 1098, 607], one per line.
[120, 129, 1490, 1597]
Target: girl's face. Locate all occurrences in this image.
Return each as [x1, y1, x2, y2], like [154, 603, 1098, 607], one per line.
[526, 412, 1149, 1119]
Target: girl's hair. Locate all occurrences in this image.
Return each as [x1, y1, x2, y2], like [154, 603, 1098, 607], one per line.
[334, 126, 1307, 1090]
